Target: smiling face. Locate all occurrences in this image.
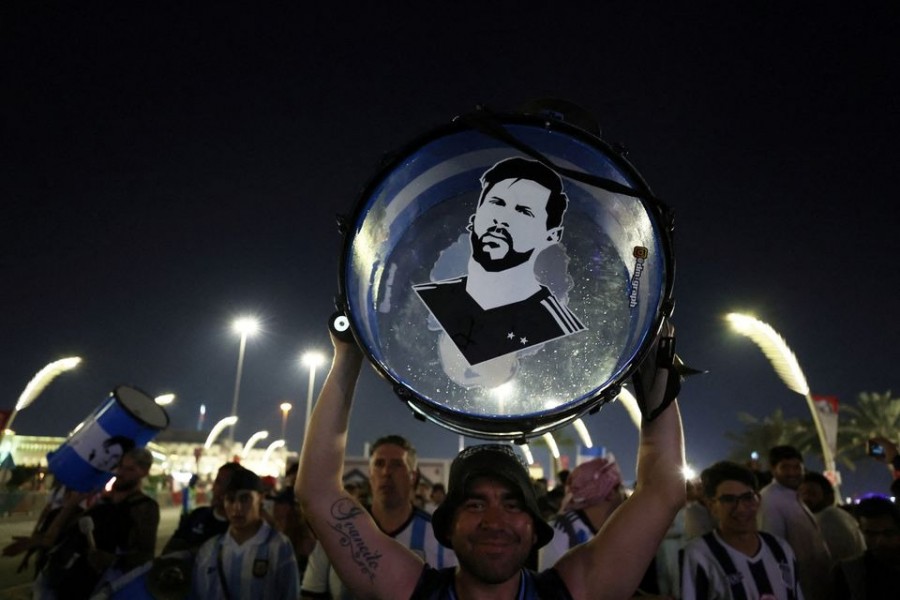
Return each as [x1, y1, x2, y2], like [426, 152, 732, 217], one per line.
[449, 476, 536, 584]
[368, 443, 416, 510]
[772, 458, 804, 490]
[709, 480, 761, 537]
[470, 178, 560, 272]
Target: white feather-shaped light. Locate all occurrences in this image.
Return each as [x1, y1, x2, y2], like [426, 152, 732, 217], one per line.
[542, 432, 560, 459]
[16, 357, 82, 411]
[572, 418, 593, 448]
[726, 313, 809, 395]
[615, 387, 643, 429]
[262, 439, 286, 464]
[520, 443, 534, 465]
[241, 430, 269, 459]
[204, 416, 238, 449]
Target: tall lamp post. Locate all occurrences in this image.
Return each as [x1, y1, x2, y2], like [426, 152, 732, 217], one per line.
[227, 316, 259, 444]
[301, 352, 326, 439]
[726, 313, 838, 490]
[279, 402, 292, 442]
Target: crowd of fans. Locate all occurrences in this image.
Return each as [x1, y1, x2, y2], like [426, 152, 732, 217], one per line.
[2, 434, 898, 599]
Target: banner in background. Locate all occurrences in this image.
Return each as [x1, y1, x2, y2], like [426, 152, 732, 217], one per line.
[813, 395, 840, 462]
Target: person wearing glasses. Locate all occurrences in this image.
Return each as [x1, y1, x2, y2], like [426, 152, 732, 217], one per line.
[681, 461, 803, 600]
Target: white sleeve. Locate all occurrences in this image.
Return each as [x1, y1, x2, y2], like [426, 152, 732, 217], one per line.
[300, 541, 331, 595]
[537, 526, 569, 570]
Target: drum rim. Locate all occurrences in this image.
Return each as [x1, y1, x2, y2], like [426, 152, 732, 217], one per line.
[336, 108, 676, 440]
[114, 384, 171, 430]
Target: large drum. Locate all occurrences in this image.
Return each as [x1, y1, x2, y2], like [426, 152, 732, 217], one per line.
[338, 107, 675, 439]
[47, 385, 169, 491]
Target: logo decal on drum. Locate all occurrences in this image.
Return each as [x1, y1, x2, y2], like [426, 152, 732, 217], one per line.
[413, 157, 586, 373]
[629, 246, 648, 308]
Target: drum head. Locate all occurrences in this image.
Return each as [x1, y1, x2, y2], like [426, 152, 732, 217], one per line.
[340, 111, 674, 439]
[115, 385, 170, 430]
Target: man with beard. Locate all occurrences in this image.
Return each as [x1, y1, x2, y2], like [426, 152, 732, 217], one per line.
[296, 321, 685, 599]
[302, 435, 455, 599]
[38, 447, 159, 599]
[759, 445, 833, 600]
[797, 471, 865, 563]
[413, 157, 585, 366]
[681, 461, 801, 600]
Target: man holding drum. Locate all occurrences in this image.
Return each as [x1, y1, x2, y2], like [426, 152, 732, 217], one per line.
[296, 322, 685, 599]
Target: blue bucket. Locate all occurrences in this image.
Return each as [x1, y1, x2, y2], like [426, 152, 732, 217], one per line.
[47, 385, 169, 492]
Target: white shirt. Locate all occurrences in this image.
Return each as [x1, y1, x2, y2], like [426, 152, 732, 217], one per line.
[681, 530, 804, 600]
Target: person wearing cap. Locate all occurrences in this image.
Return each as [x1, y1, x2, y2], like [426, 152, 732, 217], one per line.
[296, 321, 685, 599]
[163, 461, 242, 554]
[191, 466, 300, 599]
[537, 456, 673, 597]
[536, 457, 624, 567]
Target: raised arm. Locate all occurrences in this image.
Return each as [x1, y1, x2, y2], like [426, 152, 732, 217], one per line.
[295, 333, 424, 600]
[554, 326, 686, 599]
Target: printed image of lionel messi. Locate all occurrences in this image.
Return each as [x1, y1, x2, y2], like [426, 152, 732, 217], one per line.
[414, 157, 585, 366]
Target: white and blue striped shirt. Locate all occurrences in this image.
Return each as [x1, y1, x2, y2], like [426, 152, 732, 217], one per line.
[192, 521, 300, 599]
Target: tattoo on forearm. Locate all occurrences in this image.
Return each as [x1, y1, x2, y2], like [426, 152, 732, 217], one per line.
[328, 498, 382, 581]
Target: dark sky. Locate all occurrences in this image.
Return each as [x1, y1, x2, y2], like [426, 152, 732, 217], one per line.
[2, 2, 898, 495]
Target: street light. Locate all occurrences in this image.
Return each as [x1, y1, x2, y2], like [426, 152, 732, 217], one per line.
[154, 393, 175, 406]
[227, 316, 259, 444]
[241, 430, 269, 460]
[1, 357, 82, 450]
[726, 313, 837, 486]
[279, 402, 292, 442]
[204, 416, 238, 449]
[301, 352, 326, 438]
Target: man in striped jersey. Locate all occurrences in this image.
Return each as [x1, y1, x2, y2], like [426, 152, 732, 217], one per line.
[192, 467, 300, 599]
[681, 461, 802, 600]
[301, 435, 455, 598]
[413, 157, 585, 367]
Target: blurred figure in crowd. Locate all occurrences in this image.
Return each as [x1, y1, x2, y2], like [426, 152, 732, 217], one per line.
[163, 462, 241, 553]
[759, 445, 833, 599]
[798, 471, 865, 563]
[833, 496, 900, 599]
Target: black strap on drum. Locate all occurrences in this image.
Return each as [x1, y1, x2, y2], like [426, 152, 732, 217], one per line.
[455, 108, 664, 206]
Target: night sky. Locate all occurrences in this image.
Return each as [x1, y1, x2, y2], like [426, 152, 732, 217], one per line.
[3, 2, 898, 495]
